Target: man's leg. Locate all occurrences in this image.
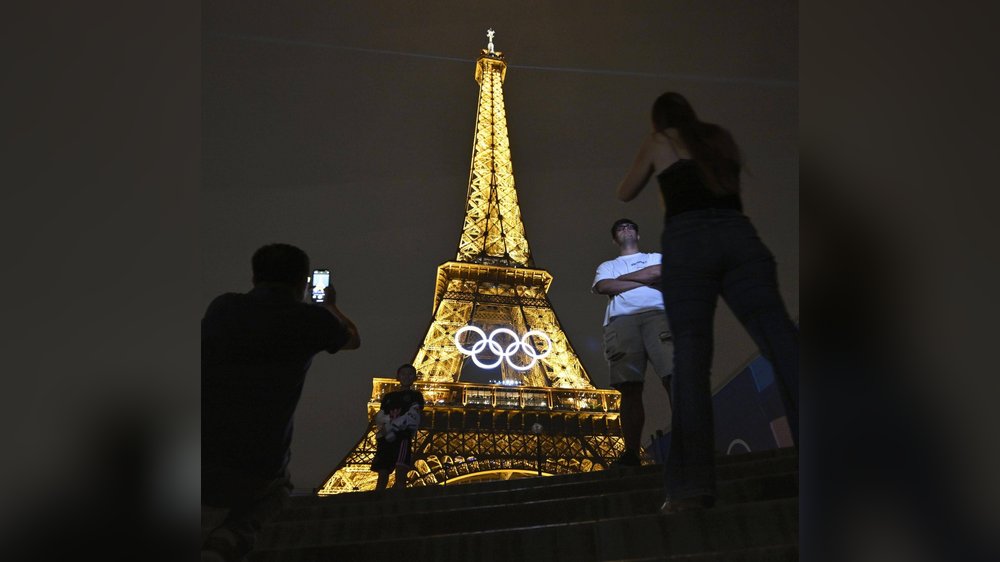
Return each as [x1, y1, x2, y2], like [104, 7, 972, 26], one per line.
[392, 436, 412, 488]
[202, 469, 291, 562]
[392, 466, 408, 489]
[202, 506, 229, 546]
[641, 310, 675, 409]
[372, 436, 402, 491]
[613, 381, 644, 463]
[660, 375, 673, 408]
[604, 315, 647, 466]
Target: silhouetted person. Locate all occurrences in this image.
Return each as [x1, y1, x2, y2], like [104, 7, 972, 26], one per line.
[592, 218, 674, 467]
[616, 92, 799, 513]
[201, 243, 360, 561]
[371, 363, 424, 490]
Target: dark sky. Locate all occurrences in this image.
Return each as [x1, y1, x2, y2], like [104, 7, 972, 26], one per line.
[202, 1, 798, 490]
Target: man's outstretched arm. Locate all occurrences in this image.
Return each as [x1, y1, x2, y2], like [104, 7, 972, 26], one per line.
[323, 284, 361, 349]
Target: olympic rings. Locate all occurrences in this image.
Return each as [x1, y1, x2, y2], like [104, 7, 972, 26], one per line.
[454, 326, 552, 371]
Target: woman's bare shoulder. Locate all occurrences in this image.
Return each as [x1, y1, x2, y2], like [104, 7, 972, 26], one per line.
[649, 131, 687, 173]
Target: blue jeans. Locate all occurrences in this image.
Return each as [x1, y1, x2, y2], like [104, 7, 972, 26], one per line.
[660, 209, 799, 501]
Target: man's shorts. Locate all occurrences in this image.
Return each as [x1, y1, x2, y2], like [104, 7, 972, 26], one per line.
[370, 435, 413, 472]
[603, 309, 674, 386]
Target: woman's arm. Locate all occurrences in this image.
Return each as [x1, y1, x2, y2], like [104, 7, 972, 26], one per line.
[616, 135, 656, 201]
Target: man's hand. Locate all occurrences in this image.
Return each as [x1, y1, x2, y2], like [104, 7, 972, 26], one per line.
[323, 284, 337, 305]
[320, 282, 360, 350]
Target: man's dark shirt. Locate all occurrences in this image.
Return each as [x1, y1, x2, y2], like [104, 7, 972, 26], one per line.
[379, 389, 425, 439]
[202, 287, 349, 478]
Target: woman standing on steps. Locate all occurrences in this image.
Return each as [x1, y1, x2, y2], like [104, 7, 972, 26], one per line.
[615, 92, 799, 513]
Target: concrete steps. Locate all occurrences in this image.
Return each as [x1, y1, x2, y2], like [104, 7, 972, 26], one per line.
[249, 447, 798, 561]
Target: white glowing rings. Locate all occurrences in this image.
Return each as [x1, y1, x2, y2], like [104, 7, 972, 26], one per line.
[454, 326, 552, 371]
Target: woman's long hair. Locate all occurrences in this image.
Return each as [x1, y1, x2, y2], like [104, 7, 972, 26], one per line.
[651, 92, 742, 195]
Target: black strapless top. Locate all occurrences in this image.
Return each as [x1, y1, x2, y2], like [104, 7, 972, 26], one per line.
[657, 159, 742, 219]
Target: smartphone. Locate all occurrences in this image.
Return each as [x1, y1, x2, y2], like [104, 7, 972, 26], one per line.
[310, 269, 330, 303]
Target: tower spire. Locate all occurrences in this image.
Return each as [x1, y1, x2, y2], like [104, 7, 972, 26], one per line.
[456, 30, 532, 267]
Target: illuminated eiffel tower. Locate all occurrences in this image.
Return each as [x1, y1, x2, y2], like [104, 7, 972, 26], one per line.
[318, 31, 623, 494]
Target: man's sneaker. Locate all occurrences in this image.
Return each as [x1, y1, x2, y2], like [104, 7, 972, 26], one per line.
[612, 450, 641, 467]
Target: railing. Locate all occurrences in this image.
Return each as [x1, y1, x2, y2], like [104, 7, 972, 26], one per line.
[368, 378, 621, 413]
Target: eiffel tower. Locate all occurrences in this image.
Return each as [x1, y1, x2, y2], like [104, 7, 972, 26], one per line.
[318, 31, 624, 494]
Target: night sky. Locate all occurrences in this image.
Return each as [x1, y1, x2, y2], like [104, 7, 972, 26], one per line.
[8, 3, 1000, 560]
[202, 1, 798, 491]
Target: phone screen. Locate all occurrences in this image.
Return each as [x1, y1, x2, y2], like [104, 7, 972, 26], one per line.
[311, 269, 330, 303]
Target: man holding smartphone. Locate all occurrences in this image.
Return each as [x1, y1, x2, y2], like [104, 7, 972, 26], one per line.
[201, 243, 360, 562]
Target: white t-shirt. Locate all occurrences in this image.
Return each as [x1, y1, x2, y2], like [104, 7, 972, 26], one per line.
[592, 252, 664, 326]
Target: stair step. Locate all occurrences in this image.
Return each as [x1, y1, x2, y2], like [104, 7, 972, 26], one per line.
[261, 470, 797, 546]
[279, 450, 797, 520]
[247, 447, 799, 562]
[607, 543, 798, 562]
[249, 497, 797, 562]
[293, 448, 797, 507]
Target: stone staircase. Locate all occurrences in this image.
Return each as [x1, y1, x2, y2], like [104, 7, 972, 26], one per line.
[249, 447, 798, 561]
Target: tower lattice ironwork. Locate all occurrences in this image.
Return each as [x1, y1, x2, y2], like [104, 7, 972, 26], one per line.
[319, 33, 623, 494]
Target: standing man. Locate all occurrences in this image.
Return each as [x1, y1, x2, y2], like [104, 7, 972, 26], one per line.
[593, 218, 673, 467]
[371, 363, 425, 490]
[201, 243, 361, 562]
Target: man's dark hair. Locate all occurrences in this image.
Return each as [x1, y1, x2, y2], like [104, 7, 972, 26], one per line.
[396, 363, 416, 376]
[610, 218, 639, 238]
[251, 243, 310, 285]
